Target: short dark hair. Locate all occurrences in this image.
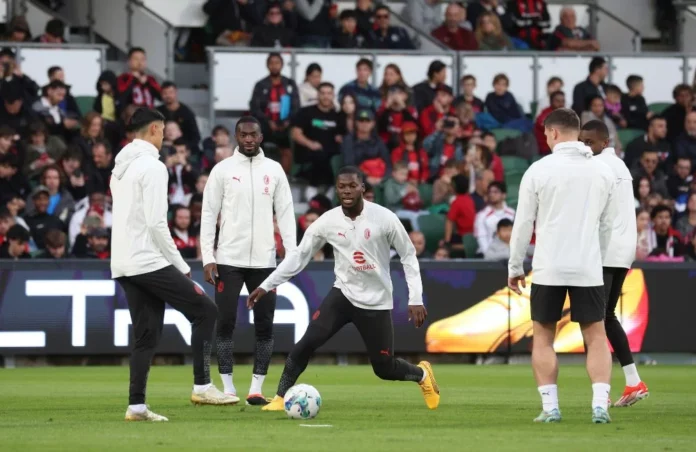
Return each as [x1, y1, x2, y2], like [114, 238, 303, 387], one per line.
[651, 204, 672, 219]
[47, 66, 62, 79]
[339, 9, 357, 21]
[190, 193, 203, 205]
[0, 124, 16, 138]
[641, 147, 658, 157]
[585, 94, 604, 110]
[648, 115, 665, 127]
[0, 47, 16, 59]
[374, 5, 390, 15]
[493, 73, 509, 86]
[235, 115, 261, 132]
[626, 75, 643, 91]
[549, 90, 565, 102]
[497, 218, 513, 230]
[589, 57, 606, 74]
[581, 119, 610, 139]
[173, 137, 188, 148]
[7, 224, 29, 243]
[44, 229, 66, 248]
[161, 80, 176, 90]
[605, 84, 622, 96]
[428, 60, 446, 79]
[172, 204, 189, 216]
[356, 58, 373, 71]
[62, 146, 83, 162]
[306, 63, 322, 77]
[364, 181, 374, 193]
[672, 84, 693, 100]
[461, 74, 476, 83]
[212, 125, 230, 136]
[45, 19, 65, 37]
[336, 165, 364, 182]
[481, 131, 495, 141]
[128, 47, 146, 58]
[0, 153, 19, 168]
[317, 82, 334, 91]
[46, 80, 67, 91]
[126, 107, 165, 133]
[93, 139, 112, 154]
[0, 207, 11, 220]
[267, 52, 283, 65]
[547, 76, 563, 86]
[543, 108, 580, 132]
[488, 181, 507, 193]
[452, 174, 469, 195]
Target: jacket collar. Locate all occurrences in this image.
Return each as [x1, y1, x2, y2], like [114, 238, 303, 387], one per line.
[552, 141, 593, 159]
[231, 147, 265, 163]
[601, 147, 617, 157]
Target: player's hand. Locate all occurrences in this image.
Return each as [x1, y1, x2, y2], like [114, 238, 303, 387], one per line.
[409, 305, 427, 328]
[203, 263, 218, 285]
[247, 287, 267, 309]
[507, 275, 526, 295]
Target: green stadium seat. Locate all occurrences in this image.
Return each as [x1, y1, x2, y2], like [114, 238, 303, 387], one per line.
[532, 154, 545, 163]
[428, 203, 449, 215]
[506, 183, 521, 209]
[418, 214, 445, 252]
[331, 155, 343, 178]
[75, 96, 95, 115]
[500, 156, 529, 184]
[491, 128, 522, 146]
[462, 234, 479, 258]
[617, 128, 645, 147]
[418, 183, 433, 208]
[373, 183, 385, 206]
[648, 102, 671, 115]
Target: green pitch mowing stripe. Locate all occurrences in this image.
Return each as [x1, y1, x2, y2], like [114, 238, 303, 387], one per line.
[0, 365, 694, 451]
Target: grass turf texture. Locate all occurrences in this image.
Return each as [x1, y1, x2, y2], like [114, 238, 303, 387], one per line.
[0, 365, 694, 451]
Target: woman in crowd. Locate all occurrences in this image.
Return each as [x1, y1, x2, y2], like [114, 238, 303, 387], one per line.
[635, 208, 651, 261]
[299, 63, 323, 107]
[634, 176, 653, 209]
[338, 93, 357, 135]
[23, 121, 66, 180]
[379, 64, 412, 105]
[475, 11, 513, 51]
[581, 95, 622, 154]
[72, 112, 104, 161]
[24, 164, 75, 226]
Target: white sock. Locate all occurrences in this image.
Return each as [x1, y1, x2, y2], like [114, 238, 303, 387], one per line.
[128, 404, 147, 413]
[623, 363, 641, 387]
[220, 373, 236, 395]
[193, 383, 212, 394]
[249, 374, 265, 395]
[592, 383, 611, 410]
[419, 367, 428, 384]
[538, 384, 559, 412]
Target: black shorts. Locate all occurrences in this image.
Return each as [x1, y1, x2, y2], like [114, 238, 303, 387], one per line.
[530, 283, 605, 324]
[603, 267, 629, 319]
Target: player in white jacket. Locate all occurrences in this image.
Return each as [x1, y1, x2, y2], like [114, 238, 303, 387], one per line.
[247, 166, 440, 412]
[580, 120, 649, 407]
[111, 108, 237, 422]
[200, 116, 296, 405]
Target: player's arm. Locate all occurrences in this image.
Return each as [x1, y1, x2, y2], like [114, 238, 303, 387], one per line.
[599, 177, 618, 263]
[388, 214, 427, 327]
[142, 164, 190, 275]
[508, 170, 537, 293]
[273, 168, 297, 254]
[200, 165, 223, 283]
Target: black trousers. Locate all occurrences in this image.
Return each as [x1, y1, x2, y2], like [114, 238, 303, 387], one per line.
[275, 288, 424, 396]
[215, 265, 276, 376]
[603, 267, 634, 366]
[116, 265, 218, 405]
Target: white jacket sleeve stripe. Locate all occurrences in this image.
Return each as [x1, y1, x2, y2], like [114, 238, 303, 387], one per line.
[200, 166, 223, 266]
[508, 170, 537, 278]
[273, 172, 298, 253]
[142, 165, 190, 275]
[388, 216, 424, 306]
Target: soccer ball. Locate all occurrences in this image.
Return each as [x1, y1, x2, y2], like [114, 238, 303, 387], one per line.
[283, 384, 322, 420]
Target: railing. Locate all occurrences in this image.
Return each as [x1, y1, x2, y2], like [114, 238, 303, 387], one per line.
[675, 0, 696, 52]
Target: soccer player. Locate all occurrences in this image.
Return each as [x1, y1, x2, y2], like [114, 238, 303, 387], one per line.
[247, 166, 440, 411]
[580, 120, 649, 407]
[508, 108, 616, 424]
[201, 116, 296, 405]
[111, 108, 237, 422]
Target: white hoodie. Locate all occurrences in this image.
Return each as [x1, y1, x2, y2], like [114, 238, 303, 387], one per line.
[110, 139, 190, 278]
[200, 148, 296, 268]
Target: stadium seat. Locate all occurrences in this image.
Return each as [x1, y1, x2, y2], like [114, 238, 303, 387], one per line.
[462, 234, 479, 258]
[648, 102, 671, 115]
[373, 183, 385, 206]
[506, 182, 521, 209]
[331, 155, 343, 178]
[491, 128, 522, 145]
[617, 128, 645, 147]
[75, 96, 95, 115]
[500, 156, 529, 178]
[531, 154, 545, 163]
[418, 214, 445, 252]
[418, 183, 433, 208]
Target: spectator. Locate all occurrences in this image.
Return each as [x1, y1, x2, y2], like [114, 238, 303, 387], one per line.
[624, 116, 671, 171]
[675, 193, 696, 239]
[403, 0, 443, 37]
[453, 75, 485, 114]
[454, 102, 479, 144]
[4, 194, 29, 231]
[0, 81, 39, 138]
[355, 0, 376, 35]
[668, 157, 692, 206]
[299, 63, 323, 107]
[368, 5, 415, 50]
[622, 75, 652, 130]
[663, 84, 695, 143]
[675, 111, 696, 168]
[631, 149, 670, 200]
[535, 90, 565, 155]
[423, 115, 464, 178]
[214, 146, 234, 165]
[342, 109, 391, 185]
[572, 57, 608, 115]
[33, 80, 76, 141]
[68, 192, 111, 248]
[201, 124, 231, 169]
[157, 81, 201, 151]
[412, 60, 449, 113]
[59, 147, 87, 201]
[47, 66, 81, 119]
[546, 7, 599, 51]
[475, 11, 513, 50]
[508, 0, 550, 49]
[117, 47, 162, 108]
[338, 93, 357, 135]
[535, 76, 564, 117]
[635, 208, 651, 261]
[647, 205, 683, 257]
[484, 73, 523, 125]
[333, 9, 366, 49]
[471, 169, 494, 211]
[420, 84, 455, 137]
[0, 224, 30, 259]
[0, 152, 29, 201]
[170, 204, 197, 259]
[24, 164, 75, 225]
[604, 84, 627, 129]
[34, 229, 71, 259]
[391, 121, 430, 183]
[73, 226, 111, 259]
[23, 121, 66, 180]
[72, 112, 103, 161]
[294, 0, 334, 48]
[363, 182, 375, 202]
[25, 185, 66, 250]
[291, 82, 342, 187]
[86, 141, 113, 194]
[434, 246, 450, 260]
[467, 0, 514, 34]
[431, 3, 479, 50]
[483, 218, 513, 261]
[4, 16, 31, 42]
[432, 158, 458, 205]
[34, 18, 66, 43]
[383, 161, 417, 211]
[251, 3, 295, 48]
[633, 176, 652, 209]
[444, 174, 476, 250]
[188, 193, 203, 235]
[92, 70, 121, 124]
[202, 0, 261, 46]
[249, 53, 300, 172]
[0, 207, 17, 243]
[0, 48, 40, 104]
[338, 58, 381, 112]
[409, 230, 431, 259]
[379, 64, 412, 105]
[474, 181, 515, 254]
[581, 95, 621, 155]
[297, 207, 332, 260]
[376, 85, 418, 150]
[166, 138, 199, 206]
[195, 173, 209, 196]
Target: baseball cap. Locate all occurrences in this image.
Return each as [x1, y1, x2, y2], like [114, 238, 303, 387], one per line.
[31, 185, 50, 198]
[402, 121, 418, 134]
[436, 84, 453, 96]
[88, 227, 110, 238]
[356, 109, 375, 121]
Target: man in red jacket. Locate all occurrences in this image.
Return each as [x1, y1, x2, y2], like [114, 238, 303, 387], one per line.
[431, 3, 479, 51]
[117, 47, 162, 108]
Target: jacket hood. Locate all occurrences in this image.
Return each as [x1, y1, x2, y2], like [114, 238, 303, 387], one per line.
[96, 70, 118, 94]
[552, 141, 593, 159]
[112, 139, 159, 180]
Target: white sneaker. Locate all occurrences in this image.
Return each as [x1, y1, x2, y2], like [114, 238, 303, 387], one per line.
[191, 385, 240, 405]
[125, 407, 168, 421]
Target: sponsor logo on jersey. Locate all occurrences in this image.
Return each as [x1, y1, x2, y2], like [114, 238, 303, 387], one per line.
[352, 251, 376, 271]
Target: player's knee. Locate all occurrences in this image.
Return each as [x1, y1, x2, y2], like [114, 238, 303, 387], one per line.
[133, 327, 159, 350]
[254, 319, 274, 340]
[371, 358, 397, 381]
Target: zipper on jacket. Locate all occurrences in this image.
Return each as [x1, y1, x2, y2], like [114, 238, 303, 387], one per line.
[249, 158, 254, 266]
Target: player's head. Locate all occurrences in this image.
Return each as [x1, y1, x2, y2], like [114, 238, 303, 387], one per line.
[335, 166, 365, 209]
[543, 107, 580, 150]
[235, 116, 263, 157]
[127, 107, 165, 149]
[579, 119, 610, 155]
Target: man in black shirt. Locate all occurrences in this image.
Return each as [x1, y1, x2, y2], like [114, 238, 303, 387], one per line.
[157, 81, 201, 152]
[667, 156, 692, 201]
[621, 75, 651, 130]
[624, 116, 671, 171]
[86, 140, 114, 194]
[571, 57, 607, 115]
[290, 82, 341, 187]
[413, 61, 449, 113]
[0, 151, 29, 201]
[0, 224, 30, 259]
[662, 84, 695, 143]
[33, 228, 72, 259]
[0, 81, 40, 138]
[25, 185, 66, 250]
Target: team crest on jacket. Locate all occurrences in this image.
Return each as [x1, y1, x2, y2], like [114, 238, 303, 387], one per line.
[364, 228, 371, 240]
[264, 175, 270, 185]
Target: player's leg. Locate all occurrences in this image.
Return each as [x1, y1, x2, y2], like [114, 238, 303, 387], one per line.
[530, 284, 565, 423]
[116, 277, 168, 421]
[570, 285, 612, 423]
[351, 308, 439, 410]
[244, 268, 277, 405]
[263, 288, 351, 411]
[214, 265, 245, 396]
[603, 267, 649, 407]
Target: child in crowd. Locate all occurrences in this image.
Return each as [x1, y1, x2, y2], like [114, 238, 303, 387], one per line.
[444, 174, 476, 251]
[484, 73, 522, 125]
[622, 74, 652, 130]
[604, 84, 627, 128]
[390, 121, 429, 184]
[483, 218, 513, 261]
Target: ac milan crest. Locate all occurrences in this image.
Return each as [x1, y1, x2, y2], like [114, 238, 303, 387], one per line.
[364, 228, 371, 240]
[264, 175, 270, 185]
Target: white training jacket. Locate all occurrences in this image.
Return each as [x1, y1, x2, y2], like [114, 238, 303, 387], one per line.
[110, 139, 190, 278]
[259, 200, 424, 310]
[508, 141, 617, 287]
[200, 148, 296, 268]
[595, 147, 637, 269]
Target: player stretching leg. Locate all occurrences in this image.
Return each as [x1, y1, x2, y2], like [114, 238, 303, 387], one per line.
[581, 121, 649, 407]
[247, 166, 440, 411]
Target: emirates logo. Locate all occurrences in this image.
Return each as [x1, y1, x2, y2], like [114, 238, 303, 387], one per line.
[353, 251, 366, 265]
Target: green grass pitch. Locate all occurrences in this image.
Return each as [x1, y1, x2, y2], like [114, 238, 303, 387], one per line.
[0, 364, 695, 451]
